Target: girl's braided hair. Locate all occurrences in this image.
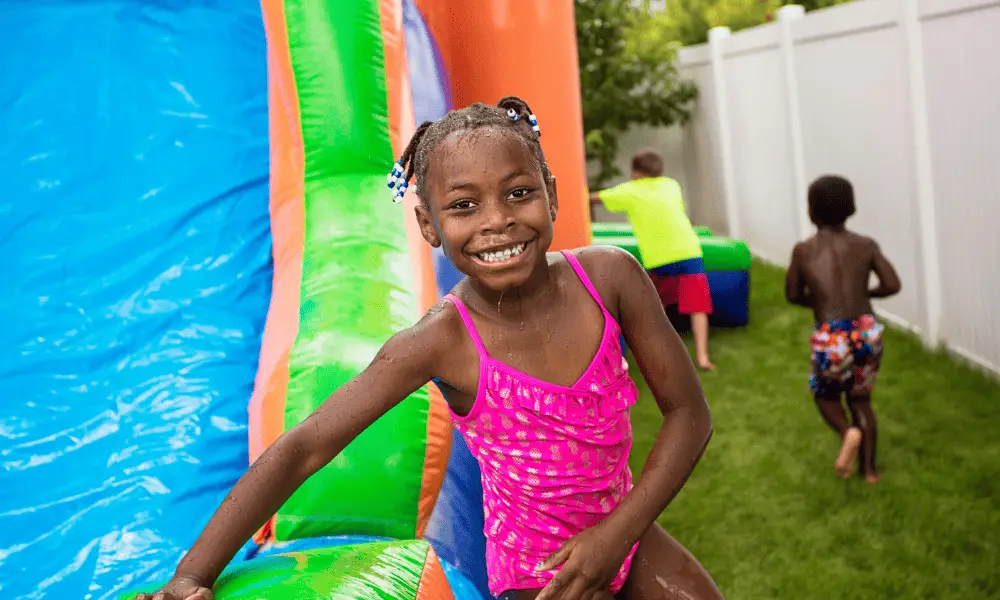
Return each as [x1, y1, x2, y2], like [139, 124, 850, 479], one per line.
[387, 96, 550, 204]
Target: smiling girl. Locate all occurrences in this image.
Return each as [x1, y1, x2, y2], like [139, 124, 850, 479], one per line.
[137, 97, 723, 600]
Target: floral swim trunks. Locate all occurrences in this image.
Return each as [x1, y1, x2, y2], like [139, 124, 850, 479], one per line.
[810, 314, 884, 397]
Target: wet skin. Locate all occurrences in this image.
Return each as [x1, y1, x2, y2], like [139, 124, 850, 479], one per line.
[785, 225, 901, 323]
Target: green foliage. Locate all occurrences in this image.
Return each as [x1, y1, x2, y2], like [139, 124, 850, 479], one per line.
[575, 0, 853, 186]
[576, 0, 698, 187]
[664, 0, 855, 46]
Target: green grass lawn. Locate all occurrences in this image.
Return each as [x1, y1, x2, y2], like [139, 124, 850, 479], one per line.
[627, 260, 1000, 599]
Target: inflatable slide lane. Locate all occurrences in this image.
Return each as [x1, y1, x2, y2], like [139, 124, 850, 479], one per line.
[126, 0, 468, 597]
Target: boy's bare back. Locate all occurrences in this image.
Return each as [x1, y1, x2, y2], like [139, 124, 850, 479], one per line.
[786, 228, 901, 323]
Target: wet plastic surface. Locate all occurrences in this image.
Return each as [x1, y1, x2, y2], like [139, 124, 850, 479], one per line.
[252, 535, 482, 599]
[122, 540, 432, 600]
[267, 0, 431, 543]
[0, 2, 271, 598]
[424, 429, 492, 600]
[593, 235, 752, 273]
[591, 222, 714, 238]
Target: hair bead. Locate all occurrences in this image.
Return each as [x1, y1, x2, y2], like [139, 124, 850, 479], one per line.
[392, 180, 409, 203]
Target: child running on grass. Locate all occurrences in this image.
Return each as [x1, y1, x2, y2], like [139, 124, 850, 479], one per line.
[785, 175, 901, 484]
[136, 98, 724, 600]
[589, 149, 717, 371]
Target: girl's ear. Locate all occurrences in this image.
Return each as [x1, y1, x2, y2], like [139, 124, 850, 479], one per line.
[546, 176, 559, 222]
[415, 203, 441, 247]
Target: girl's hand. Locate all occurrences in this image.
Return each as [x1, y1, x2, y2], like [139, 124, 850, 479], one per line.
[534, 523, 631, 600]
[134, 575, 213, 600]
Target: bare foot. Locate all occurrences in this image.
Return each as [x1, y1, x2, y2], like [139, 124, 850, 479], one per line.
[863, 471, 882, 485]
[835, 427, 862, 479]
[697, 357, 717, 371]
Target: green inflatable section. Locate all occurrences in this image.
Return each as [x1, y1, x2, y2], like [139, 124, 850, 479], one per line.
[700, 236, 752, 272]
[277, 0, 429, 540]
[121, 541, 431, 600]
[593, 235, 751, 272]
[590, 221, 712, 238]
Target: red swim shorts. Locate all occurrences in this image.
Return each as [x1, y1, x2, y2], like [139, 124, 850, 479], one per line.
[647, 258, 714, 315]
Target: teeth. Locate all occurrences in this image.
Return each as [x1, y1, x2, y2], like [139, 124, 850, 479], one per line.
[478, 243, 526, 263]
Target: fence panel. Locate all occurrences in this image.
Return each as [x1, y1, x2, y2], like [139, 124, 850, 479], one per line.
[624, 0, 999, 373]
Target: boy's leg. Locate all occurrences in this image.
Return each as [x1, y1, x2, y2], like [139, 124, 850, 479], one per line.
[815, 393, 862, 479]
[617, 522, 724, 600]
[847, 315, 883, 483]
[690, 312, 715, 371]
[847, 394, 879, 483]
[811, 329, 861, 478]
[675, 268, 715, 371]
[646, 268, 712, 368]
[814, 393, 849, 434]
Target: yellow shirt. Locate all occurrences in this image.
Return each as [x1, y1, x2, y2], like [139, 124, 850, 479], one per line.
[598, 177, 702, 269]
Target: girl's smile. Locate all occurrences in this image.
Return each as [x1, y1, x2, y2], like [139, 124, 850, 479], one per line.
[468, 239, 531, 267]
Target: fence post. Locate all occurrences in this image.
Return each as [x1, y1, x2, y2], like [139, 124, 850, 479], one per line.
[777, 5, 811, 241]
[901, 0, 942, 347]
[708, 26, 740, 240]
[708, 27, 740, 238]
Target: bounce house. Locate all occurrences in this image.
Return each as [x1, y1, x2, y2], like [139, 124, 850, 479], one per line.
[0, 1, 589, 599]
[589, 223, 752, 328]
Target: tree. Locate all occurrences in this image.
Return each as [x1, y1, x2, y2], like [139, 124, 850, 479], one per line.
[576, 0, 698, 187]
[662, 0, 855, 46]
[575, 0, 853, 186]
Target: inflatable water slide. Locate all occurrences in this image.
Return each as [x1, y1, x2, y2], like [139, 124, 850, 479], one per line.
[0, 1, 590, 598]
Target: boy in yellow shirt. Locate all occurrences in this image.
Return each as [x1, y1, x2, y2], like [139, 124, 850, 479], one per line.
[590, 149, 715, 370]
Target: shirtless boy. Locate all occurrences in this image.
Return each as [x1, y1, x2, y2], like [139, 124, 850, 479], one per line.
[785, 176, 901, 483]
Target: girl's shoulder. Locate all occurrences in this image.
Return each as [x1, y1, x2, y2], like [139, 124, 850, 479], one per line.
[365, 297, 469, 389]
[411, 296, 469, 342]
[385, 296, 472, 370]
[554, 246, 644, 313]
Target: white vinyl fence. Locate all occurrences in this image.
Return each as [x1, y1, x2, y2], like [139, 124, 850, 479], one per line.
[622, 0, 999, 375]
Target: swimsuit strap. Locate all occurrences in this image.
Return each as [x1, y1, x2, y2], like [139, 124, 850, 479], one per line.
[559, 250, 608, 313]
[444, 294, 488, 358]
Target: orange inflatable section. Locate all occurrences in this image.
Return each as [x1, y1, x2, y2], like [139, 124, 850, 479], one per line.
[250, 0, 307, 544]
[413, 0, 591, 251]
[379, 0, 452, 537]
[416, 545, 457, 600]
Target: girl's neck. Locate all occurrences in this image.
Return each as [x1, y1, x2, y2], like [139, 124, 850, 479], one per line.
[464, 255, 559, 318]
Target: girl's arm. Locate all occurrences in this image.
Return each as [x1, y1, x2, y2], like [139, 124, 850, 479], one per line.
[602, 248, 713, 547]
[139, 318, 443, 598]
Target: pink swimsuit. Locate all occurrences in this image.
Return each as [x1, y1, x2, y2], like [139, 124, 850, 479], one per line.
[444, 250, 641, 597]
